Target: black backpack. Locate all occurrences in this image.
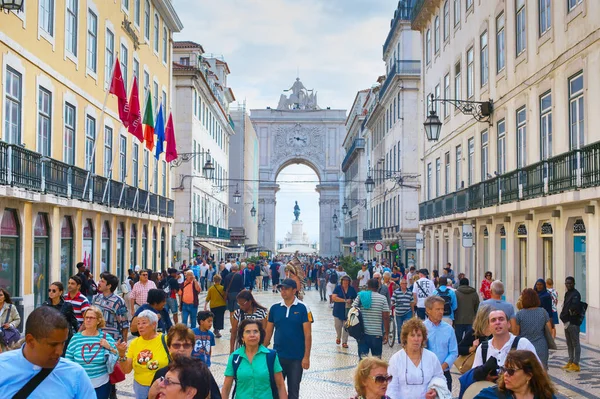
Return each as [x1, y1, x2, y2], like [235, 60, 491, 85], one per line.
[438, 289, 452, 316]
[328, 270, 338, 285]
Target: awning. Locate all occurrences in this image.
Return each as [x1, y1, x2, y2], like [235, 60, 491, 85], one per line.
[224, 246, 245, 254]
[210, 242, 231, 250]
[195, 241, 218, 252]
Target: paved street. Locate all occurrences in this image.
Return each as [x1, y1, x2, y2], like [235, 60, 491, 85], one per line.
[116, 287, 600, 398]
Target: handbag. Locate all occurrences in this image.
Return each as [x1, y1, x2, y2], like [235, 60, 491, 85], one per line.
[109, 363, 126, 384]
[455, 351, 476, 374]
[102, 332, 125, 384]
[0, 304, 20, 347]
[545, 324, 557, 350]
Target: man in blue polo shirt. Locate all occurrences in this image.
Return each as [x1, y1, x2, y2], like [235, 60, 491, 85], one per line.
[265, 278, 313, 399]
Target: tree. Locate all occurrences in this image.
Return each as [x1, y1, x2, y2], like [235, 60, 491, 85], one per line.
[340, 256, 362, 280]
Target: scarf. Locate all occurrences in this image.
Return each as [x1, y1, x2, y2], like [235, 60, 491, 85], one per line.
[358, 291, 372, 310]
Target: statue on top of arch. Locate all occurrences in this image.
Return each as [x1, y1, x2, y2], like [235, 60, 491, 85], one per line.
[277, 78, 320, 110]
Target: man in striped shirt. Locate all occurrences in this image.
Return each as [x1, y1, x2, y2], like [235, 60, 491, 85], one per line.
[352, 278, 390, 359]
[64, 275, 90, 328]
[391, 278, 414, 343]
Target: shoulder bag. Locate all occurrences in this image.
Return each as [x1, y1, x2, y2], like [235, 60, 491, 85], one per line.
[544, 324, 557, 350]
[455, 351, 476, 374]
[224, 274, 236, 301]
[12, 366, 55, 399]
[1, 304, 20, 347]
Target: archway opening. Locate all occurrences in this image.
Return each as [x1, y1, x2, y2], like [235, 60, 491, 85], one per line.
[274, 164, 320, 254]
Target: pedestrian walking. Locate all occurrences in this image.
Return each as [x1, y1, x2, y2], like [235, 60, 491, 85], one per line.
[413, 269, 435, 320]
[0, 288, 21, 351]
[391, 279, 414, 343]
[0, 306, 95, 398]
[479, 271, 493, 300]
[454, 277, 480, 343]
[179, 270, 201, 329]
[514, 288, 552, 369]
[317, 265, 327, 301]
[534, 279, 554, 323]
[92, 273, 130, 341]
[230, 290, 268, 353]
[479, 280, 517, 332]
[264, 278, 313, 399]
[546, 278, 559, 338]
[357, 263, 371, 291]
[130, 269, 157, 312]
[204, 274, 226, 338]
[224, 264, 244, 323]
[64, 275, 91, 328]
[75, 262, 91, 300]
[352, 357, 392, 399]
[332, 275, 357, 348]
[352, 279, 390, 359]
[432, 276, 457, 326]
[373, 272, 391, 308]
[192, 311, 216, 367]
[43, 281, 79, 353]
[162, 268, 180, 324]
[458, 304, 492, 357]
[423, 296, 458, 391]
[130, 289, 172, 335]
[560, 276, 584, 373]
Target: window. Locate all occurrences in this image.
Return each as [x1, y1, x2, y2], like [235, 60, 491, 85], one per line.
[87, 10, 98, 73]
[455, 145, 462, 190]
[568, 0, 582, 12]
[65, 0, 78, 56]
[427, 163, 432, 200]
[144, 0, 150, 41]
[162, 27, 168, 63]
[143, 71, 150, 102]
[104, 126, 113, 177]
[85, 116, 96, 172]
[444, 73, 450, 118]
[496, 12, 505, 72]
[120, 45, 128, 90]
[434, 17, 440, 53]
[497, 119, 506, 174]
[468, 137, 475, 185]
[64, 103, 76, 165]
[153, 81, 159, 110]
[481, 130, 489, 179]
[540, 92, 552, 160]
[516, 107, 527, 168]
[466, 0, 473, 9]
[143, 150, 149, 190]
[105, 29, 114, 84]
[132, 143, 139, 185]
[180, 57, 190, 65]
[454, 0, 460, 26]
[153, 162, 158, 193]
[445, 152, 450, 193]
[4, 67, 22, 145]
[443, 1, 449, 41]
[516, 0, 526, 56]
[153, 14, 159, 53]
[480, 31, 488, 86]
[133, 58, 140, 87]
[454, 61, 461, 100]
[162, 90, 167, 109]
[37, 88, 52, 156]
[467, 47, 474, 98]
[39, 0, 54, 35]
[119, 135, 127, 182]
[434, 85, 440, 116]
[539, 0, 551, 36]
[162, 161, 166, 196]
[426, 29, 431, 64]
[435, 158, 441, 196]
[569, 73, 584, 149]
[134, 0, 141, 26]
[122, 0, 129, 10]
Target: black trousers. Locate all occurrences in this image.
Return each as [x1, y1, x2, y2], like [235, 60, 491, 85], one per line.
[444, 369, 452, 391]
[279, 358, 303, 399]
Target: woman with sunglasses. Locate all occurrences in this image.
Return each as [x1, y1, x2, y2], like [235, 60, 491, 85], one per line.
[229, 289, 267, 353]
[43, 281, 79, 351]
[155, 356, 212, 399]
[65, 306, 118, 399]
[386, 318, 444, 399]
[352, 356, 393, 399]
[474, 350, 557, 399]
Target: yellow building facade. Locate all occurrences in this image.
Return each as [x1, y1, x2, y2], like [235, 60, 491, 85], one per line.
[0, 1, 182, 316]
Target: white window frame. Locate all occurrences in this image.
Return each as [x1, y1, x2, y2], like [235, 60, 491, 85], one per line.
[496, 12, 505, 73]
[120, 41, 129, 91]
[119, 134, 127, 182]
[38, 0, 56, 46]
[454, 61, 461, 100]
[539, 0, 551, 36]
[481, 130, 489, 179]
[480, 31, 488, 87]
[64, 0, 78, 61]
[64, 102, 76, 165]
[540, 92, 552, 160]
[456, 145, 462, 190]
[569, 72, 584, 150]
[85, 114, 96, 172]
[444, 73, 450, 118]
[143, 149, 149, 190]
[454, 0, 460, 26]
[435, 158, 441, 197]
[162, 27, 168, 64]
[4, 64, 24, 145]
[427, 162, 432, 200]
[443, 1, 449, 41]
[104, 27, 115, 86]
[497, 119, 506, 174]
[144, 0, 151, 41]
[134, 0, 141, 27]
[568, 0, 583, 13]
[467, 47, 474, 98]
[516, 107, 527, 168]
[153, 13, 160, 55]
[445, 152, 450, 194]
[86, 7, 98, 78]
[132, 142, 139, 185]
[425, 29, 431, 65]
[468, 137, 475, 185]
[104, 125, 113, 177]
[434, 16, 440, 54]
[37, 86, 52, 157]
[516, 0, 526, 56]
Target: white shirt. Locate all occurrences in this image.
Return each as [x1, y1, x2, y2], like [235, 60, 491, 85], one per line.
[471, 333, 540, 368]
[357, 269, 370, 286]
[413, 278, 436, 308]
[387, 348, 444, 399]
[225, 262, 232, 271]
[373, 265, 384, 275]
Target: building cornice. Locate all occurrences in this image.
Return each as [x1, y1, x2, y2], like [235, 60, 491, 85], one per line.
[153, 0, 184, 32]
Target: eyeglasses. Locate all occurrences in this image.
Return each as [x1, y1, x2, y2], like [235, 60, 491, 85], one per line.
[48, 289, 58, 293]
[370, 374, 393, 384]
[405, 352, 425, 385]
[170, 343, 193, 350]
[237, 300, 248, 306]
[84, 316, 97, 320]
[159, 376, 182, 387]
[141, 273, 149, 277]
[500, 367, 522, 376]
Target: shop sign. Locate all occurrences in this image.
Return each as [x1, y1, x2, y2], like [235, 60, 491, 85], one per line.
[462, 224, 473, 248]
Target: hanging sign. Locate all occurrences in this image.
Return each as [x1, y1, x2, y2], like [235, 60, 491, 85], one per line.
[462, 224, 473, 248]
[416, 233, 424, 250]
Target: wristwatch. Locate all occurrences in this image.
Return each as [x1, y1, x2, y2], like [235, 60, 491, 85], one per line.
[119, 356, 127, 362]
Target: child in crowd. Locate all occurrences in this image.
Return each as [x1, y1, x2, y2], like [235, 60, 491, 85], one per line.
[192, 311, 216, 367]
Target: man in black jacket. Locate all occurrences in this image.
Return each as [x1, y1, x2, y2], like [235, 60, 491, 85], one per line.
[75, 262, 89, 297]
[560, 276, 583, 372]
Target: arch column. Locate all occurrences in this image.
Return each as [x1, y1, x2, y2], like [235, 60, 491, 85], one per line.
[258, 182, 279, 252]
[316, 183, 341, 257]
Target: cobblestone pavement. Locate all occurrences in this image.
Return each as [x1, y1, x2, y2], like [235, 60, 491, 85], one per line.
[117, 287, 600, 398]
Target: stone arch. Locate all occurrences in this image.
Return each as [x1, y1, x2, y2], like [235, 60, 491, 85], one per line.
[271, 157, 324, 184]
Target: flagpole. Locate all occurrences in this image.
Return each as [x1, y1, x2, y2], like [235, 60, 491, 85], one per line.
[83, 60, 119, 200]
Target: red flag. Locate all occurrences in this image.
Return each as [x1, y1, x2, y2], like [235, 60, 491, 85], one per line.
[165, 113, 178, 163]
[109, 59, 129, 128]
[127, 77, 144, 142]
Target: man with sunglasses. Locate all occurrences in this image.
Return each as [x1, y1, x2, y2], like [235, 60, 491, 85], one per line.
[130, 269, 157, 312]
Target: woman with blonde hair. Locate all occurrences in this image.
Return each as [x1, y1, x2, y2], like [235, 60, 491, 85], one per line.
[475, 350, 557, 399]
[458, 305, 493, 357]
[352, 356, 392, 399]
[204, 274, 226, 338]
[66, 306, 118, 399]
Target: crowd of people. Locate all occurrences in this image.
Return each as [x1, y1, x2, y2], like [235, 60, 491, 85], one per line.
[0, 255, 588, 399]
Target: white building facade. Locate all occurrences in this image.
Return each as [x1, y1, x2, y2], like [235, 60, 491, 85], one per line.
[172, 42, 235, 263]
[412, 0, 600, 345]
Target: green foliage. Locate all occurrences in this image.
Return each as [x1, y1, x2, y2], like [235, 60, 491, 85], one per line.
[244, 256, 263, 264]
[340, 256, 362, 280]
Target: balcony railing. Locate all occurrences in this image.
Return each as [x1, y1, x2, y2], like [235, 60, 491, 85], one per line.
[193, 222, 230, 240]
[419, 141, 600, 221]
[343, 236, 358, 245]
[379, 60, 421, 100]
[0, 141, 174, 219]
[341, 138, 366, 171]
[363, 227, 382, 242]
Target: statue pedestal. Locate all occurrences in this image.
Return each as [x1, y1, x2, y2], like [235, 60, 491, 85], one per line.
[290, 220, 304, 244]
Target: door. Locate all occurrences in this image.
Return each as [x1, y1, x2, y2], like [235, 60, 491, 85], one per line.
[574, 236, 586, 333]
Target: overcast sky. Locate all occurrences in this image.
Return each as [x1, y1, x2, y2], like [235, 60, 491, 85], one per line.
[174, 0, 395, 241]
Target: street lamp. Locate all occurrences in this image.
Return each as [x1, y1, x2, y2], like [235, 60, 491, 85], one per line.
[332, 212, 338, 224]
[233, 184, 241, 204]
[203, 152, 215, 180]
[423, 94, 442, 141]
[0, 0, 24, 11]
[365, 175, 375, 193]
[250, 203, 257, 217]
[342, 203, 348, 215]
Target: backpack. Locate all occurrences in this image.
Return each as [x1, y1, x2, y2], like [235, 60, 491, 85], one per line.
[328, 270, 338, 285]
[232, 349, 278, 399]
[344, 306, 364, 340]
[438, 288, 452, 316]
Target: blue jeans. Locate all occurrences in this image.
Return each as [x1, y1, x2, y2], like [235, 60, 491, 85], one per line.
[358, 334, 383, 360]
[182, 303, 198, 328]
[395, 311, 413, 341]
[95, 381, 111, 399]
[133, 380, 151, 399]
[200, 277, 207, 291]
[416, 307, 427, 320]
[454, 323, 471, 344]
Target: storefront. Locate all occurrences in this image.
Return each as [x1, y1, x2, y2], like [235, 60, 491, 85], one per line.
[0, 209, 20, 296]
[60, 216, 74, 286]
[573, 219, 587, 333]
[82, 219, 94, 273]
[34, 214, 50, 308]
[117, 223, 125, 282]
[101, 221, 111, 274]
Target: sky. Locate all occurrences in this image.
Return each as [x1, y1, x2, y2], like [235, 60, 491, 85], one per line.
[173, 0, 396, 241]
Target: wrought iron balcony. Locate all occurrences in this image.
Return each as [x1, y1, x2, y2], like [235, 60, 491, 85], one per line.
[363, 227, 383, 242]
[341, 138, 365, 171]
[379, 60, 421, 100]
[0, 141, 174, 219]
[343, 236, 358, 245]
[192, 222, 230, 240]
[419, 141, 600, 221]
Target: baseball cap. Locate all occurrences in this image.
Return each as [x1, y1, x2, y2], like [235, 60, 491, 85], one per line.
[277, 278, 297, 289]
